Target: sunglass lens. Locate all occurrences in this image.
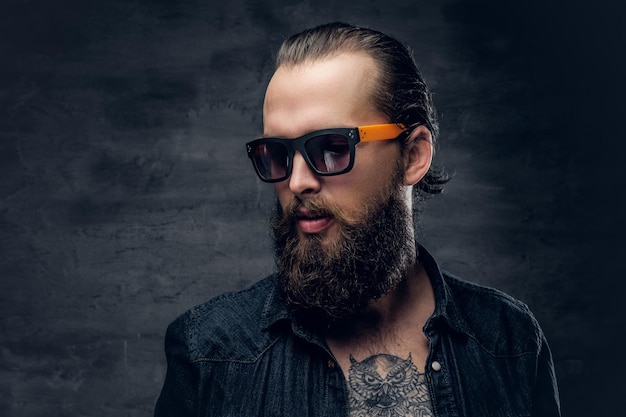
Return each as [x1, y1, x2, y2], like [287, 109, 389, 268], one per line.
[252, 142, 288, 180]
[305, 134, 351, 174]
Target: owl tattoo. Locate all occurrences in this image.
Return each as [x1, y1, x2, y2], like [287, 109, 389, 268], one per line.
[347, 353, 433, 417]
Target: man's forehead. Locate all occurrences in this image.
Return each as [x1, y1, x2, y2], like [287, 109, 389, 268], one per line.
[262, 53, 381, 137]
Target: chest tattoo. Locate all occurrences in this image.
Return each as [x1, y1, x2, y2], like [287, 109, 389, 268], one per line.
[347, 353, 433, 417]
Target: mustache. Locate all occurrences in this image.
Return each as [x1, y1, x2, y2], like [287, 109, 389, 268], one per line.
[279, 197, 353, 226]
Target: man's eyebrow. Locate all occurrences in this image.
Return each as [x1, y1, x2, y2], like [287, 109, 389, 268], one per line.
[263, 127, 353, 139]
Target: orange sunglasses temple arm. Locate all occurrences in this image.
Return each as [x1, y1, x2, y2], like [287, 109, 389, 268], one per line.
[358, 124, 407, 142]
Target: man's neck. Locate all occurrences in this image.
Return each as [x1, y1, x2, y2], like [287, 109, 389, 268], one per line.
[325, 262, 435, 374]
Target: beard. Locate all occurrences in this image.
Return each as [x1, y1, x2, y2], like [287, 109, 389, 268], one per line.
[270, 172, 418, 328]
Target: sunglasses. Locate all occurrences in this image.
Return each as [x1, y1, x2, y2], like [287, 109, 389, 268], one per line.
[246, 123, 408, 183]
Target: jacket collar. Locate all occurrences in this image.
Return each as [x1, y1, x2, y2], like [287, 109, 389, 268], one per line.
[417, 245, 470, 336]
[260, 245, 469, 336]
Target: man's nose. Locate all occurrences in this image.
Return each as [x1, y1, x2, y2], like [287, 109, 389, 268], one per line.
[288, 151, 321, 196]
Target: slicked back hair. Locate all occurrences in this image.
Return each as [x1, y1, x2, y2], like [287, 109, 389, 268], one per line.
[275, 22, 448, 196]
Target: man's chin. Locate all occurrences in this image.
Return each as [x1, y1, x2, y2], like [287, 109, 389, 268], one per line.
[295, 223, 343, 252]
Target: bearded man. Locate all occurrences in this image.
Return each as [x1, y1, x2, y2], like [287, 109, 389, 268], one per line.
[155, 22, 560, 417]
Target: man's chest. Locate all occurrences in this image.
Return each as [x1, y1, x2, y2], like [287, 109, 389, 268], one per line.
[345, 352, 434, 417]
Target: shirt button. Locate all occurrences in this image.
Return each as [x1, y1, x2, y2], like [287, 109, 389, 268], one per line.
[431, 361, 442, 372]
[327, 360, 336, 369]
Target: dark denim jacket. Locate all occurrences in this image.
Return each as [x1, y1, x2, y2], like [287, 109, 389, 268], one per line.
[155, 247, 560, 416]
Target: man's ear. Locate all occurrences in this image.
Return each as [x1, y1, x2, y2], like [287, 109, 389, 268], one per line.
[403, 125, 433, 186]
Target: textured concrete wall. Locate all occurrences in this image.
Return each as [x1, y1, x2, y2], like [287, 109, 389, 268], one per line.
[1, 0, 624, 416]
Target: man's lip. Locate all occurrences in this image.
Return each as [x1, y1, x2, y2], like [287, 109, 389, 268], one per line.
[295, 210, 334, 234]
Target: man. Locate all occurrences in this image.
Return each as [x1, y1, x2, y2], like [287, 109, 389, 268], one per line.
[155, 22, 560, 416]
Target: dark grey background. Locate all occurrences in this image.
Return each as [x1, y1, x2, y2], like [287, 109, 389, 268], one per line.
[1, 0, 624, 416]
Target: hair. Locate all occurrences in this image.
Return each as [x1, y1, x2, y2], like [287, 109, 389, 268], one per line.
[275, 22, 450, 197]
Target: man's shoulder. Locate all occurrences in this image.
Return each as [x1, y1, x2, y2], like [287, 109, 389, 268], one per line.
[185, 274, 276, 324]
[443, 271, 534, 318]
[165, 275, 282, 362]
[441, 271, 544, 354]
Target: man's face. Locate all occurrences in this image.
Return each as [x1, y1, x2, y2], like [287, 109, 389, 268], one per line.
[263, 53, 417, 324]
